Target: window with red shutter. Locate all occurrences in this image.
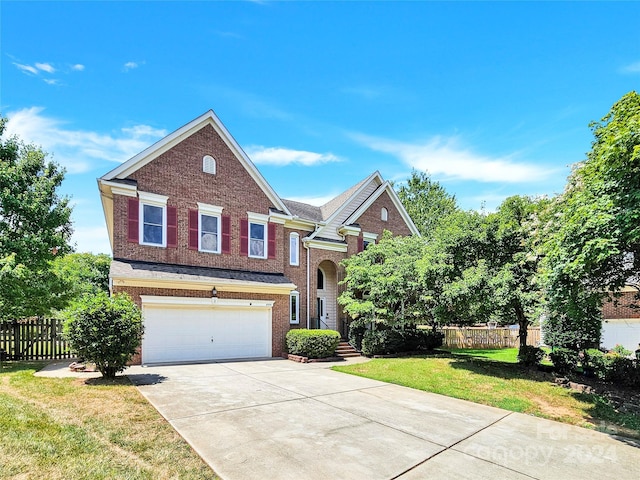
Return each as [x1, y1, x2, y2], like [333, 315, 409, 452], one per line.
[268, 223, 276, 259]
[167, 206, 177, 248]
[222, 215, 231, 254]
[240, 219, 249, 256]
[357, 235, 364, 253]
[188, 209, 198, 250]
[127, 198, 139, 243]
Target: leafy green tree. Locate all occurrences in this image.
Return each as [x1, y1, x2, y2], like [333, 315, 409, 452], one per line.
[541, 91, 640, 350]
[53, 253, 111, 298]
[420, 197, 546, 355]
[396, 170, 458, 237]
[339, 231, 429, 329]
[0, 117, 73, 320]
[63, 292, 143, 378]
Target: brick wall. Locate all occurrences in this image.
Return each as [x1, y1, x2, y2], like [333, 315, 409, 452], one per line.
[602, 291, 640, 319]
[356, 190, 412, 238]
[113, 285, 290, 363]
[113, 124, 284, 272]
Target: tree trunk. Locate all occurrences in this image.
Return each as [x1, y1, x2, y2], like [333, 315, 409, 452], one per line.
[515, 303, 528, 354]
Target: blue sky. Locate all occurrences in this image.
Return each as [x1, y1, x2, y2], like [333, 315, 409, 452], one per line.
[2, 1, 639, 254]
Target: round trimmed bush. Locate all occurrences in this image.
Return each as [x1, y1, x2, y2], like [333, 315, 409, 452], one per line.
[286, 329, 340, 358]
[63, 292, 143, 378]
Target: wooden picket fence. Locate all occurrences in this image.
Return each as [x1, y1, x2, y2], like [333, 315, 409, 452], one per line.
[0, 318, 72, 361]
[440, 326, 541, 349]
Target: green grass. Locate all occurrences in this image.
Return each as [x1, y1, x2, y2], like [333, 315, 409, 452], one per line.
[333, 354, 640, 438]
[448, 347, 520, 363]
[0, 362, 218, 479]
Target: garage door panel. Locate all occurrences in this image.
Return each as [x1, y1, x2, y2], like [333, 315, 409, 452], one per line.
[142, 304, 271, 364]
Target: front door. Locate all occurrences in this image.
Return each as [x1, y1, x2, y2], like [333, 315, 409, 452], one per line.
[317, 297, 326, 329]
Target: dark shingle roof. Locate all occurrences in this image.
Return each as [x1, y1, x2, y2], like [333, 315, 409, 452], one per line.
[282, 199, 324, 222]
[111, 259, 294, 285]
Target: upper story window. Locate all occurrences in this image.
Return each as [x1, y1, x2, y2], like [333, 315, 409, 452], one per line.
[363, 232, 378, 250]
[197, 203, 223, 253]
[241, 212, 275, 259]
[138, 192, 169, 247]
[381, 207, 388, 222]
[289, 232, 299, 266]
[203, 155, 216, 175]
[250, 222, 266, 258]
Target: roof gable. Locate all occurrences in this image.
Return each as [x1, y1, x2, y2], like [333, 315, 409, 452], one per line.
[100, 110, 290, 214]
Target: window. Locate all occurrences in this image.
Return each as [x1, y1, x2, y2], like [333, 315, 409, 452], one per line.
[249, 221, 266, 258]
[203, 155, 216, 174]
[289, 232, 299, 266]
[317, 268, 324, 290]
[138, 192, 169, 247]
[142, 204, 164, 245]
[381, 207, 388, 222]
[290, 291, 299, 324]
[200, 214, 220, 253]
[363, 232, 378, 250]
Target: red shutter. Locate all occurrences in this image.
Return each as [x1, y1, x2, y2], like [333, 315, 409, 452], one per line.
[127, 198, 139, 243]
[188, 209, 199, 250]
[240, 219, 248, 256]
[268, 223, 277, 259]
[221, 215, 231, 254]
[167, 206, 177, 248]
[357, 234, 364, 253]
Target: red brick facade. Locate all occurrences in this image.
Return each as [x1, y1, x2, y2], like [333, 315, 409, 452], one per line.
[100, 112, 418, 364]
[602, 291, 640, 319]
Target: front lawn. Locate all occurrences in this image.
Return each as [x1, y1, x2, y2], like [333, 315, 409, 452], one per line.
[0, 362, 218, 479]
[333, 354, 640, 439]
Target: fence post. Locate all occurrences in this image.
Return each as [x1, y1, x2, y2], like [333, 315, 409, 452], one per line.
[12, 320, 20, 360]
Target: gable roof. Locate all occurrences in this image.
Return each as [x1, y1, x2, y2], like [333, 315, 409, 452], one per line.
[343, 181, 420, 235]
[100, 110, 290, 215]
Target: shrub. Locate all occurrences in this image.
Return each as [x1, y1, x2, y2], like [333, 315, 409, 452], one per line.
[348, 319, 367, 351]
[549, 347, 579, 375]
[286, 329, 340, 358]
[63, 292, 143, 378]
[611, 344, 632, 357]
[517, 346, 544, 367]
[583, 349, 639, 385]
[360, 328, 444, 356]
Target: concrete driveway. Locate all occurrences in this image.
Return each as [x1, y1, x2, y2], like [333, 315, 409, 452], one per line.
[127, 358, 640, 480]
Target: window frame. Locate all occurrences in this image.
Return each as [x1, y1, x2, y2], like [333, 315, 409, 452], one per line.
[197, 203, 223, 254]
[138, 192, 169, 247]
[247, 212, 269, 259]
[289, 291, 300, 325]
[289, 232, 299, 266]
[381, 207, 388, 222]
[363, 232, 378, 250]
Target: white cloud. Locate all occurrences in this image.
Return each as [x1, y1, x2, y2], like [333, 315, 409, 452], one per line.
[35, 62, 55, 73]
[71, 64, 85, 71]
[3, 107, 167, 174]
[43, 79, 61, 86]
[14, 62, 38, 75]
[621, 61, 640, 74]
[352, 133, 551, 183]
[123, 61, 139, 71]
[245, 146, 340, 166]
[71, 225, 112, 254]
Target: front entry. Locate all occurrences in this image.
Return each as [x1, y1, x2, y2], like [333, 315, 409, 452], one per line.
[317, 297, 327, 329]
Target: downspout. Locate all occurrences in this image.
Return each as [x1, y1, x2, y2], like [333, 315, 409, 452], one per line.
[304, 240, 311, 329]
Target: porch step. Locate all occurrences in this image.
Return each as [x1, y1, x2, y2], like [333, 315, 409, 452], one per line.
[336, 341, 361, 358]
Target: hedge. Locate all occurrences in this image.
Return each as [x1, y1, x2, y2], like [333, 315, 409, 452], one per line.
[360, 328, 443, 356]
[286, 329, 341, 359]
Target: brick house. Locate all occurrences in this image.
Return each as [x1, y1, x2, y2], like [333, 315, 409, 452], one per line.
[601, 285, 640, 353]
[98, 110, 419, 364]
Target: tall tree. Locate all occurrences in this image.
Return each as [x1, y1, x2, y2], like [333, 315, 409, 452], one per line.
[541, 91, 640, 349]
[396, 170, 458, 237]
[52, 253, 111, 298]
[0, 117, 73, 320]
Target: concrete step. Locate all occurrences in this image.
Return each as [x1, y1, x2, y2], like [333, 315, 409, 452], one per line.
[335, 341, 360, 358]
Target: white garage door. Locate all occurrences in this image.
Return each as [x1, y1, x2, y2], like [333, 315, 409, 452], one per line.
[142, 302, 272, 364]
